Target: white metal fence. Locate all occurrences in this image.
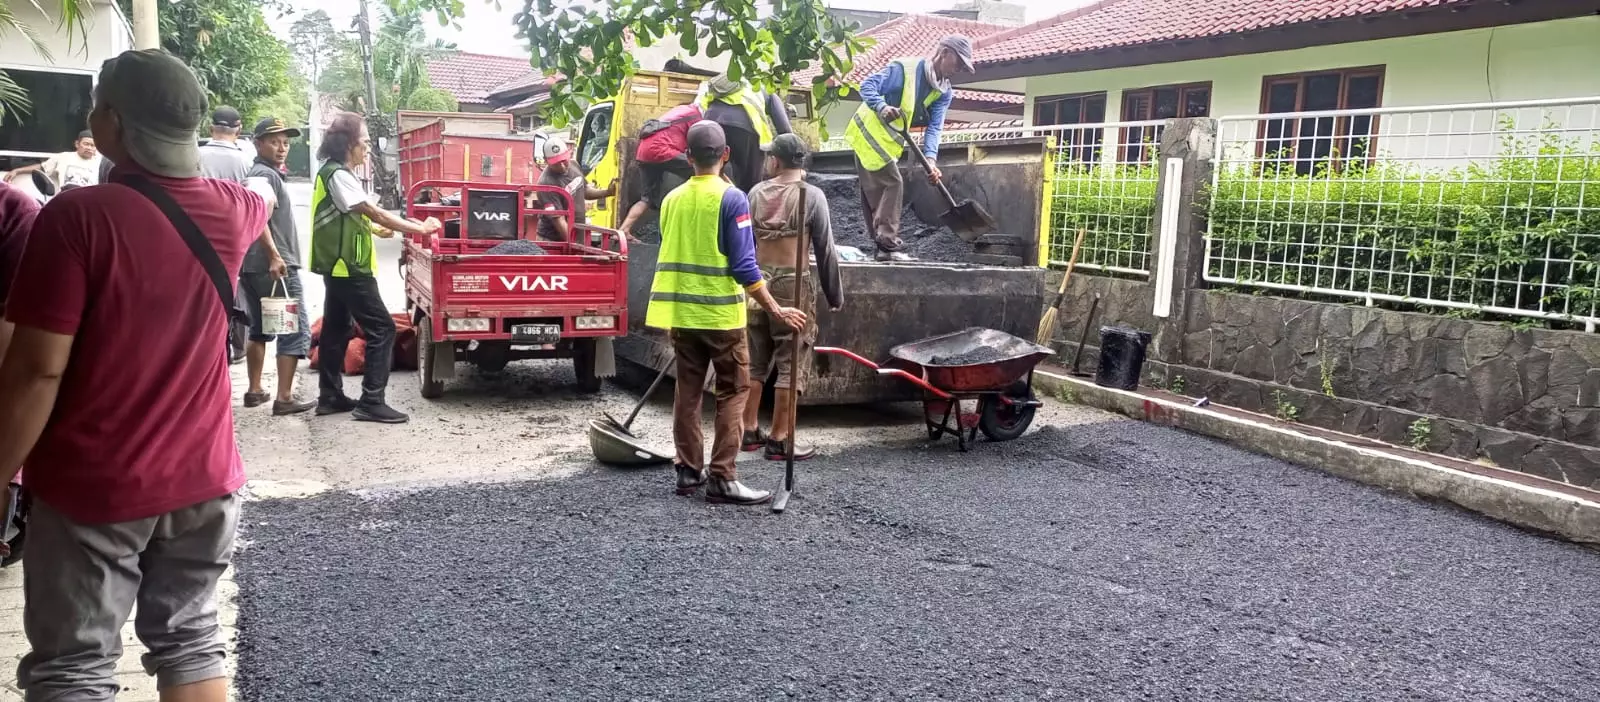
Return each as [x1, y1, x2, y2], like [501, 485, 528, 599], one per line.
[1207, 97, 1600, 326]
[938, 120, 1168, 275]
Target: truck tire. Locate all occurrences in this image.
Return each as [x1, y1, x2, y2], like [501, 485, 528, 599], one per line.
[418, 316, 446, 399]
[978, 381, 1036, 442]
[573, 338, 601, 394]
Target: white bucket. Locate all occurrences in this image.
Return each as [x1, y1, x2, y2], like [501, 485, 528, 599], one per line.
[259, 280, 299, 336]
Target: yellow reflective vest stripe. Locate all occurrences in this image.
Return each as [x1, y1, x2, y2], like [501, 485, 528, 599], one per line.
[645, 175, 747, 331]
[846, 58, 945, 172]
[698, 87, 775, 148]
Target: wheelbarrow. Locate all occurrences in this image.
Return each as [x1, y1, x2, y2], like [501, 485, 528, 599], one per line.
[816, 327, 1052, 451]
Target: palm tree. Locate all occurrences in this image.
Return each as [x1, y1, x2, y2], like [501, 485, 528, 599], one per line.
[0, 0, 94, 124]
[370, 6, 455, 113]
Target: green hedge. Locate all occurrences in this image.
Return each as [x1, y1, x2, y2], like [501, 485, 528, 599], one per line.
[1204, 130, 1600, 321]
[1048, 160, 1160, 272]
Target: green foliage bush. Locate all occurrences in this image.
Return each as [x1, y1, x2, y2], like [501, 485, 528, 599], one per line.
[1205, 124, 1600, 321]
[1048, 158, 1160, 272]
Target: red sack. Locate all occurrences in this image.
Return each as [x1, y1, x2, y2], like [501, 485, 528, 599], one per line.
[310, 313, 418, 374]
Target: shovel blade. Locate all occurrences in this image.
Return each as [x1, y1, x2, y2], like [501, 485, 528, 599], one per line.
[587, 419, 673, 466]
[771, 486, 792, 514]
[944, 200, 998, 242]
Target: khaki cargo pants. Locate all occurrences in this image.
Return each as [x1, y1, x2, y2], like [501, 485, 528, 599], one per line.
[747, 266, 817, 392]
[18, 494, 239, 701]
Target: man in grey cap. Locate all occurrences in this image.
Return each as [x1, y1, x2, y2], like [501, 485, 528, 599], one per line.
[646, 120, 806, 506]
[846, 34, 975, 261]
[0, 48, 280, 702]
[199, 105, 254, 363]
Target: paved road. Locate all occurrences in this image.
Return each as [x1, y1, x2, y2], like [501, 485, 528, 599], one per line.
[230, 390, 1600, 700]
[228, 182, 1600, 700]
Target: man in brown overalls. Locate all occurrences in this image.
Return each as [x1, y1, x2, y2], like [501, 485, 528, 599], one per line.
[741, 134, 844, 460]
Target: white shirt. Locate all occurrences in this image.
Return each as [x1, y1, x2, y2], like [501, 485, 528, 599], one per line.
[327, 168, 375, 213]
[42, 152, 102, 188]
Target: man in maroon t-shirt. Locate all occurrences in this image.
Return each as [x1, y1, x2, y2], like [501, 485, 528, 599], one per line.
[0, 179, 41, 358]
[0, 50, 277, 702]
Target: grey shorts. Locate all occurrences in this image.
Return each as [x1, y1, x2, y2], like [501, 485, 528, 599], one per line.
[17, 494, 239, 700]
[239, 270, 312, 357]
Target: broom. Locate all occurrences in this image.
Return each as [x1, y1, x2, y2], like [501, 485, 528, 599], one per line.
[1036, 228, 1088, 346]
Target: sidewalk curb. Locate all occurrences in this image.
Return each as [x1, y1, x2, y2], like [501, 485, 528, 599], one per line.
[1034, 370, 1600, 545]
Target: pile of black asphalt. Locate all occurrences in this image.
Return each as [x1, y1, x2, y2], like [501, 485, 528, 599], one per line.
[233, 418, 1600, 701]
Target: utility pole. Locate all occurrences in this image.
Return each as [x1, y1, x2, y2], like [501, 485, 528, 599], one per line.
[132, 0, 159, 50]
[353, 0, 397, 207]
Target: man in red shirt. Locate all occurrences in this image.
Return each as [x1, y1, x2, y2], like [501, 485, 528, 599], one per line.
[616, 102, 701, 240]
[0, 179, 41, 358]
[0, 50, 279, 702]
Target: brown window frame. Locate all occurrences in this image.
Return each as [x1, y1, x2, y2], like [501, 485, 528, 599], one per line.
[1118, 81, 1212, 162]
[1032, 91, 1109, 163]
[1257, 65, 1386, 174]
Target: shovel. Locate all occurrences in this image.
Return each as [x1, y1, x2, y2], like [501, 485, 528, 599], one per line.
[588, 356, 674, 466]
[894, 125, 997, 241]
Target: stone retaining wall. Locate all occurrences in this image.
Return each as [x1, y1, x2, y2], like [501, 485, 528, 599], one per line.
[1051, 270, 1600, 489]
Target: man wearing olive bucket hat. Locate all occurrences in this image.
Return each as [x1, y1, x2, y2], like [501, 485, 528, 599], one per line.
[0, 49, 280, 701]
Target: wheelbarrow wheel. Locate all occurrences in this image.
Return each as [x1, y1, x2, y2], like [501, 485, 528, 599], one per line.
[978, 382, 1036, 442]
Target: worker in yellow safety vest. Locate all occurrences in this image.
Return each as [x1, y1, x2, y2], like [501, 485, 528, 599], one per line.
[646, 120, 806, 506]
[697, 75, 793, 193]
[845, 34, 976, 261]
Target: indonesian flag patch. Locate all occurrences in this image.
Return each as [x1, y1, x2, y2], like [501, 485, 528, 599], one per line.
[736, 213, 752, 232]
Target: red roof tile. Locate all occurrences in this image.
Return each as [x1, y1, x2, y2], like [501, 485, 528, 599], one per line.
[975, 0, 1475, 65]
[424, 52, 535, 105]
[795, 14, 1024, 105]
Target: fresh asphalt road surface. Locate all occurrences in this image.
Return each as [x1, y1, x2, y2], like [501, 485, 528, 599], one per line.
[235, 181, 1599, 701]
[231, 411, 1600, 700]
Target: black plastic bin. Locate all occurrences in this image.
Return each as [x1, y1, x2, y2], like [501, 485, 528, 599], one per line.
[1095, 326, 1152, 391]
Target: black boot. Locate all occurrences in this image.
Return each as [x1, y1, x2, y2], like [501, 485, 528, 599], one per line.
[675, 464, 708, 496]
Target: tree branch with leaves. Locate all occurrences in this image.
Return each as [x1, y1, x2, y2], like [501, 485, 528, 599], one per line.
[389, 0, 870, 128]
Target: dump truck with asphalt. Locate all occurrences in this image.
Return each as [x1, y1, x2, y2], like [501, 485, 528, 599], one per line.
[572, 70, 1052, 405]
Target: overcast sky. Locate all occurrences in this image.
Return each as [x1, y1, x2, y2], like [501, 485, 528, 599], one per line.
[267, 0, 1083, 61]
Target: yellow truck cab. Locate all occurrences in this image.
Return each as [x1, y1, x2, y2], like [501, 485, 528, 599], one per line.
[572, 70, 707, 229]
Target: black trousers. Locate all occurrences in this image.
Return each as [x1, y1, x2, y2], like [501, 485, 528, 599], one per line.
[318, 275, 395, 405]
[723, 125, 764, 194]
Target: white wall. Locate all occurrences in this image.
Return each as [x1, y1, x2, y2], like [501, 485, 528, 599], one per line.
[1019, 17, 1600, 122]
[1011, 17, 1600, 169]
[0, 0, 131, 72]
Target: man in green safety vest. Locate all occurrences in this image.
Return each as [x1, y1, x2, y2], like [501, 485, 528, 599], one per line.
[647, 121, 806, 506]
[846, 34, 976, 262]
[697, 75, 793, 194]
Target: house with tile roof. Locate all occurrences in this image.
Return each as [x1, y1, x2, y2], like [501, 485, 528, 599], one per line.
[955, 0, 1598, 162]
[797, 13, 1026, 138]
[424, 51, 539, 114]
